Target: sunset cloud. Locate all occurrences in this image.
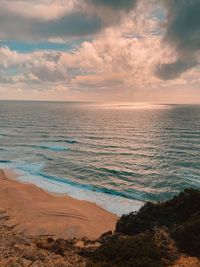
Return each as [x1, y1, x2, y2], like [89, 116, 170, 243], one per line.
[0, 0, 200, 102]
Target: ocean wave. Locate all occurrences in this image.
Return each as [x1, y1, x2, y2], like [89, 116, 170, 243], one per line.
[0, 159, 144, 215]
[33, 171, 148, 202]
[0, 133, 7, 137]
[1, 103, 200, 215]
[0, 158, 148, 204]
[66, 140, 77, 144]
[36, 153, 54, 161]
[48, 139, 77, 144]
[14, 170, 144, 215]
[99, 167, 136, 177]
[16, 161, 45, 174]
[18, 144, 69, 152]
[0, 160, 12, 163]
[38, 145, 69, 152]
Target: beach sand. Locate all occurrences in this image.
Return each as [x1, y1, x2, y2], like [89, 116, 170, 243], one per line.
[0, 169, 117, 239]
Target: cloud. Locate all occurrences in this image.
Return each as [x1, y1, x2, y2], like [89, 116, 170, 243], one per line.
[0, 46, 70, 85]
[0, 10, 176, 92]
[156, 58, 197, 80]
[89, 0, 137, 10]
[156, 0, 200, 79]
[0, 8, 103, 41]
[0, 0, 76, 20]
[0, 0, 139, 41]
[36, 12, 103, 38]
[1, 0, 200, 102]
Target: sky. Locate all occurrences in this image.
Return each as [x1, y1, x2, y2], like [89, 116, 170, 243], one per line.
[0, 0, 200, 102]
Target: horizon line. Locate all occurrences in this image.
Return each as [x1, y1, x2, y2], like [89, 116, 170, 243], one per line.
[0, 99, 200, 105]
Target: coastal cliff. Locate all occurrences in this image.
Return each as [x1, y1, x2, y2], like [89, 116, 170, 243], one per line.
[0, 170, 200, 266]
[88, 188, 200, 266]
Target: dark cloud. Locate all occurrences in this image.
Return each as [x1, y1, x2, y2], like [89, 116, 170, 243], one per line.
[157, 0, 200, 80]
[0, 0, 140, 41]
[156, 58, 197, 80]
[89, 0, 137, 10]
[36, 13, 102, 38]
[0, 9, 102, 40]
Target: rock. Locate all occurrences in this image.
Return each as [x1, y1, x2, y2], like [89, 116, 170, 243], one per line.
[85, 242, 101, 249]
[0, 213, 9, 220]
[21, 258, 32, 267]
[99, 230, 112, 239]
[75, 241, 85, 248]
[4, 219, 18, 228]
[17, 237, 33, 246]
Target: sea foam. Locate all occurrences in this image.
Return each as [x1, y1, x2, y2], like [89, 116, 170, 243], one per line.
[0, 161, 144, 216]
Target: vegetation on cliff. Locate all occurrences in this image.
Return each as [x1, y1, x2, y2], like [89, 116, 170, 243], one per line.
[88, 189, 200, 266]
[115, 189, 200, 258]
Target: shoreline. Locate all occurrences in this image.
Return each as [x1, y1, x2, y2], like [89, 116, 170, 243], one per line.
[0, 169, 118, 239]
[2, 167, 144, 216]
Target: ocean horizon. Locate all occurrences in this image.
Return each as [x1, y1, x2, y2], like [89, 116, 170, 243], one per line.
[0, 101, 200, 215]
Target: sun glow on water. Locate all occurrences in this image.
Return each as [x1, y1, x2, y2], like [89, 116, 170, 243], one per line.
[93, 102, 172, 110]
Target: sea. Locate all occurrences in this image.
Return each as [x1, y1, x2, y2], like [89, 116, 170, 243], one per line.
[0, 101, 200, 215]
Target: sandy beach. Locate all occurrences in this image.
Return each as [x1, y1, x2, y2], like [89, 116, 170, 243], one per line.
[0, 169, 117, 239]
